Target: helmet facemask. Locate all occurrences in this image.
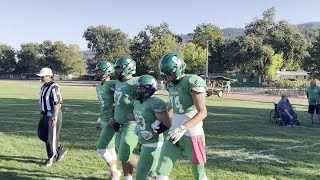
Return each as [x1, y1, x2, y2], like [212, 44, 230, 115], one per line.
[115, 60, 136, 81]
[136, 83, 156, 102]
[135, 75, 157, 102]
[95, 61, 115, 80]
[115, 65, 125, 80]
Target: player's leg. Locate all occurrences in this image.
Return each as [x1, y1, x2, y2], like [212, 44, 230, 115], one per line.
[156, 139, 183, 180]
[182, 135, 207, 180]
[97, 124, 120, 179]
[136, 145, 161, 180]
[118, 122, 139, 180]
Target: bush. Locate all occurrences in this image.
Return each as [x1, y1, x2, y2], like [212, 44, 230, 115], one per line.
[272, 80, 308, 89]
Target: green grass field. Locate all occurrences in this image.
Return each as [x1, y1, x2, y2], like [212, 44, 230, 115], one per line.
[1, 80, 320, 180]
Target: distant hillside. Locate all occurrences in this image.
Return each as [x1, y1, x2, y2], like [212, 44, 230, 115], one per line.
[222, 28, 245, 39]
[180, 22, 320, 43]
[296, 22, 320, 30]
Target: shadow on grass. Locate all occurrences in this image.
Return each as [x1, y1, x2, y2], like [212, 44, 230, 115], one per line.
[0, 155, 44, 165]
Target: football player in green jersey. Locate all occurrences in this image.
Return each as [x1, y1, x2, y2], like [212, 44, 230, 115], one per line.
[156, 52, 208, 180]
[95, 60, 121, 180]
[127, 75, 171, 180]
[111, 57, 139, 180]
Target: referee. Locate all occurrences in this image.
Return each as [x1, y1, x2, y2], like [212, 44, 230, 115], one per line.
[37, 67, 67, 167]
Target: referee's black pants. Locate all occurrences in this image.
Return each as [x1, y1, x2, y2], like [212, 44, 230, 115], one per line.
[38, 111, 62, 159]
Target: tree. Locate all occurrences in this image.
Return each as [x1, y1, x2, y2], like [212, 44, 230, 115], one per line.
[268, 21, 309, 66]
[192, 23, 223, 49]
[130, 23, 179, 77]
[83, 25, 130, 72]
[16, 43, 42, 73]
[49, 42, 86, 74]
[235, 36, 274, 78]
[245, 7, 276, 38]
[0, 44, 16, 74]
[192, 23, 223, 73]
[150, 34, 178, 77]
[40, 40, 62, 72]
[215, 39, 244, 72]
[265, 53, 284, 80]
[180, 43, 206, 73]
[17, 41, 86, 74]
[130, 31, 152, 76]
[146, 22, 181, 42]
[303, 35, 320, 73]
[244, 7, 309, 70]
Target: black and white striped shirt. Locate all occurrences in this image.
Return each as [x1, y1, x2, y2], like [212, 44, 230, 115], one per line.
[39, 82, 62, 113]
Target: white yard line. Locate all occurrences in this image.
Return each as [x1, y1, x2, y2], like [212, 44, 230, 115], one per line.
[258, 142, 320, 153]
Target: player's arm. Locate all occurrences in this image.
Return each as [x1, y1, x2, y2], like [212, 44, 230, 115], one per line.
[183, 90, 207, 130]
[152, 100, 172, 134]
[167, 106, 173, 118]
[155, 110, 171, 128]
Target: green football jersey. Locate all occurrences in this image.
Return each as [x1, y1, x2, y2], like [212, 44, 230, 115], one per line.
[133, 97, 167, 144]
[96, 80, 116, 123]
[167, 75, 207, 114]
[307, 86, 320, 105]
[114, 77, 138, 124]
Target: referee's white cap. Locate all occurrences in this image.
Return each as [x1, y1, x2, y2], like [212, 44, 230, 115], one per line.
[36, 67, 53, 77]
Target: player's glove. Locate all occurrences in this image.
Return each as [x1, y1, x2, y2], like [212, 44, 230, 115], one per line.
[168, 125, 186, 144]
[114, 122, 123, 132]
[151, 120, 169, 134]
[134, 123, 139, 135]
[140, 131, 153, 141]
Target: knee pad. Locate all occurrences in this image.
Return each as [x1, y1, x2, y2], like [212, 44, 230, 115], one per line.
[97, 148, 117, 162]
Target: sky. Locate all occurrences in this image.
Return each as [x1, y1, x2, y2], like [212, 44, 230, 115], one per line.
[0, 0, 319, 50]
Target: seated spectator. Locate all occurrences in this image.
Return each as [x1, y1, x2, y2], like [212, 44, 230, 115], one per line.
[277, 94, 298, 127]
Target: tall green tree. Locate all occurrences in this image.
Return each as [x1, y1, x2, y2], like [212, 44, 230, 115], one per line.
[16, 43, 42, 73]
[265, 53, 284, 81]
[17, 41, 86, 74]
[180, 43, 206, 73]
[50, 42, 86, 74]
[83, 25, 130, 72]
[0, 44, 16, 74]
[303, 35, 320, 73]
[146, 22, 181, 42]
[245, 7, 276, 38]
[244, 7, 308, 70]
[150, 34, 178, 77]
[192, 23, 223, 49]
[130, 23, 179, 76]
[268, 21, 309, 66]
[192, 23, 223, 73]
[236, 36, 274, 78]
[130, 31, 152, 76]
